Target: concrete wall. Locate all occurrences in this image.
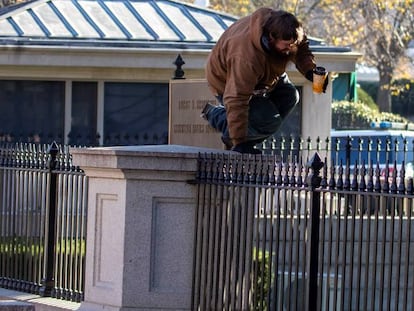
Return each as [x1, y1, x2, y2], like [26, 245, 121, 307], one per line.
[71, 145, 231, 311]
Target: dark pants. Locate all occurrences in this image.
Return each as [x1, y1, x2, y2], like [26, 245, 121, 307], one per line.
[206, 73, 299, 146]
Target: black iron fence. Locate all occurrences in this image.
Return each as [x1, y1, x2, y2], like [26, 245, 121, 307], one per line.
[192, 151, 414, 311]
[2, 134, 414, 309]
[0, 131, 169, 147]
[0, 142, 87, 302]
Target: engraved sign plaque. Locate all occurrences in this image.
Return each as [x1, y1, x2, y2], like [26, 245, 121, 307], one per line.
[169, 79, 224, 149]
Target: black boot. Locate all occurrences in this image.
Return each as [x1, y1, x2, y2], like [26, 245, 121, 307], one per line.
[200, 103, 216, 120]
[232, 142, 262, 154]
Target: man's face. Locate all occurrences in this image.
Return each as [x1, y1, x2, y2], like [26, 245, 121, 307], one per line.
[269, 35, 297, 56]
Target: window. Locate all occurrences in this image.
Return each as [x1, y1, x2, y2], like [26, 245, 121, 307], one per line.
[104, 82, 169, 146]
[0, 80, 65, 143]
[70, 82, 98, 146]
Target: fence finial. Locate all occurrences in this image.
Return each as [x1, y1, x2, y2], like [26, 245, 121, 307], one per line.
[47, 141, 59, 170]
[306, 152, 324, 189]
[173, 54, 185, 79]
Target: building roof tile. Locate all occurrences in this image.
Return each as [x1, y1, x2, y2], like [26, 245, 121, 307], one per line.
[0, 0, 237, 48]
[0, 0, 350, 52]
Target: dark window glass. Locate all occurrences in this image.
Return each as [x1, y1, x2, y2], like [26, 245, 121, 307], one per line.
[0, 80, 65, 143]
[104, 82, 168, 146]
[70, 82, 98, 146]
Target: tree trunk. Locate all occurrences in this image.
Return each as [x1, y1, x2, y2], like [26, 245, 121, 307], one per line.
[377, 70, 392, 112]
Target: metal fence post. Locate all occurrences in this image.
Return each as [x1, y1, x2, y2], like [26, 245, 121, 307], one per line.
[346, 135, 352, 167]
[39, 141, 59, 297]
[306, 152, 323, 311]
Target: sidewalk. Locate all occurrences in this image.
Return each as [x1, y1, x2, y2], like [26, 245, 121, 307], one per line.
[0, 289, 80, 311]
[0, 294, 35, 311]
[0, 297, 35, 311]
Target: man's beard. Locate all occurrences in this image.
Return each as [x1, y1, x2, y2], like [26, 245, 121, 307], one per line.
[270, 48, 292, 59]
[260, 33, 296, 59]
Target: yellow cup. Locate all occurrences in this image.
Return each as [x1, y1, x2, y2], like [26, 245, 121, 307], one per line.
[312, 67, 327, 94]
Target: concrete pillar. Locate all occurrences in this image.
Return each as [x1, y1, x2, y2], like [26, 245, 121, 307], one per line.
[71, 145, 227, 311]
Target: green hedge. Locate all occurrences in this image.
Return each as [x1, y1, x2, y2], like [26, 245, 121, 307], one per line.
[358, 81, 378, 103]
[357, 87, 378, 111]
[332, 100, 409, 130]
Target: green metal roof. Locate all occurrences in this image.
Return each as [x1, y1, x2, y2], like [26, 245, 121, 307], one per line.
[0, 0, 237, 49]
[0, 0, 350, 51]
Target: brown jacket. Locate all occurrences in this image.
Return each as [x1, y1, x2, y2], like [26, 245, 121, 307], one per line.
[206, 8, 316, 145]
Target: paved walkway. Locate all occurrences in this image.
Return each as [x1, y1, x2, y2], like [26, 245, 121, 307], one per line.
[0, 289, 80, 311]
[0, 295, 35, 310]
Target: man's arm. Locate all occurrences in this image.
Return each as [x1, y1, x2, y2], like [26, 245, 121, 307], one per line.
[295, 35, 329, 93]
[294, 35, 316, 77]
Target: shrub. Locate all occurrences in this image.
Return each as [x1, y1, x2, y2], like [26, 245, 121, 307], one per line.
[357, 87, 378, 111]
[252, 248, 271, 310]
[358, 81, 378, 102]
[332, 100, 409, 130]
[391, 79, 414, 117]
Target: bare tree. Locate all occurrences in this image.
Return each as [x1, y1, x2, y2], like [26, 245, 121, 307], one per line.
[204, 0, 414, 112]
[318, 0, 414, 112]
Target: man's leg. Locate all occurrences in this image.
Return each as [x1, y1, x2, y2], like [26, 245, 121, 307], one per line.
[202, 98, 272, 150]
[202, 75, 299, 150]
[245, 97, 282, 144]
[246, 74, 299, 145]
[201, 100, 232, 149]
[269, 74, 300, 119]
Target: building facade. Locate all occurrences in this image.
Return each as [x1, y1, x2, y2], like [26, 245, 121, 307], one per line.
[0, 0, 359, 146]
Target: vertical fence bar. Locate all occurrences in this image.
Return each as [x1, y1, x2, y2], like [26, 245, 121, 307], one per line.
[404, 183, 413, 311]
[190, 155, 202, 311]
[210, 155, 222, 310]
[270, 162, 282, 311]
[39, 142, 59, 297]
[7, 164, 15, 289]
[69, 170, 76, 300]
[0, 147, 4, 287]
[15, 164, 23, 289]
[38, 157, 48, 294]
[306, 153, 323, 311]
[235, 157, 249, 310]
[205, 154, 215, 310]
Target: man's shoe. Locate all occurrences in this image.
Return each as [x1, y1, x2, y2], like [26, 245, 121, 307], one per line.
[221, 137, 233, 150]
[200, 103, 215, 120]
[232, 142, 262, 154]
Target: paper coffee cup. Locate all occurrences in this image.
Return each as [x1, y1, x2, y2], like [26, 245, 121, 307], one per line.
[313, 67, 327, 94]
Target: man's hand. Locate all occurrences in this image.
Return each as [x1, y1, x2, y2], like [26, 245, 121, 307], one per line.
[232, 142, 262, 154]
[321, 72, 329, 93]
